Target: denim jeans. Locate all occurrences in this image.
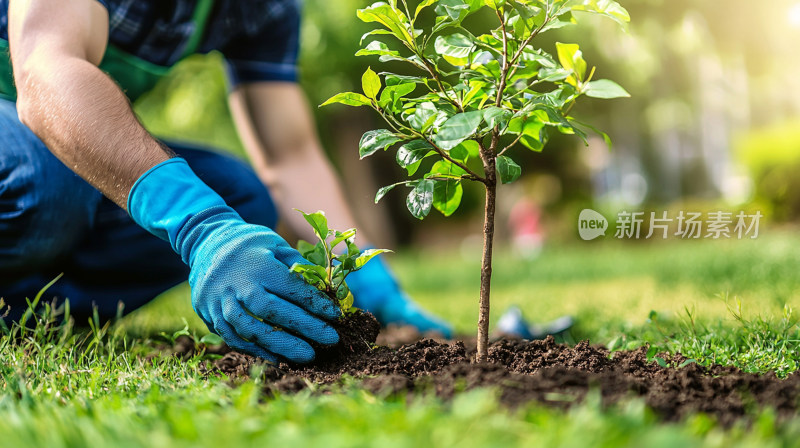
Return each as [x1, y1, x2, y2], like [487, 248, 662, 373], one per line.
[0, 98, 278, 322]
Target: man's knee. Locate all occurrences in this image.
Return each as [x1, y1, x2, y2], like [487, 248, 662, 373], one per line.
[168, 144, 279, 229]
[0, 100, 101, 271]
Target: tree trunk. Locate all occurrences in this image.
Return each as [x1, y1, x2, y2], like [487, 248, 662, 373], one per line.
[476, 170, 497, 363]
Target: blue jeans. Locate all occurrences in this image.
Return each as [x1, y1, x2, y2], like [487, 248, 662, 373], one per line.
[0, 98, 278, 322]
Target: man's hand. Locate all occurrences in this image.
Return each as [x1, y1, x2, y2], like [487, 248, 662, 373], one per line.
[129, 159, 339, 362]
[188, 220, 340, 363]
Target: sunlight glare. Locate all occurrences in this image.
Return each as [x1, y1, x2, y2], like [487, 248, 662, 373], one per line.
[789, 2, 800, 28]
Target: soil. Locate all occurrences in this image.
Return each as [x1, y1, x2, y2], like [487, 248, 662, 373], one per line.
[180, 319, 800, 426]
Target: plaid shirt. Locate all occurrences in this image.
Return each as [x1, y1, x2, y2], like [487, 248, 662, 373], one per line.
[0, 0, 301, 85]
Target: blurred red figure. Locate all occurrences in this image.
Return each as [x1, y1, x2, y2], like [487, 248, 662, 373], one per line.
[509, 198, 544, 259]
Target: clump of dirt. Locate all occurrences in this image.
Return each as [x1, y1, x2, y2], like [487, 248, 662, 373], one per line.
[308, 309, 381, 365]
[197, 330, 800, 426]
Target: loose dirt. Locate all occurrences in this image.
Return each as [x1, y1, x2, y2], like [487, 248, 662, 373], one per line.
[182, 314, 799, 426]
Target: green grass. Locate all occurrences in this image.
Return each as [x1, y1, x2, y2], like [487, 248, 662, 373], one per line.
[4, 232, 800, 447]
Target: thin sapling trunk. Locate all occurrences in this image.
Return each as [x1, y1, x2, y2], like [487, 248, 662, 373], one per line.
[476, 154, 497, 362]
[323, 0, 630, 365]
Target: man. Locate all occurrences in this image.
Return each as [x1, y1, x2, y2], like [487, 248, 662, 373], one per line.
[0, 0, 451, 363]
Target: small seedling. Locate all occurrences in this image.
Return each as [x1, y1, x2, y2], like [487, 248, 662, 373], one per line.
[323, 0, 630, 361]
[290, 210, 391, 315]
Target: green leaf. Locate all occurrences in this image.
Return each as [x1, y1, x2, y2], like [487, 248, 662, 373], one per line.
[200, 333, 224, 345]
[360, 29, 394, 45]
[521, 48, 557, 68]
[362, 67, 382, 99]
[483, 0, 505, 10]
[356, 41, 401, 58]
[435, 0, 470, 21]
[297, 210, 330, 242]
[606, 336, 622, 352]
[375, 180, 414, 203]
[459, 139, 481, 158]
[450, 142, 470, 162]
[461, 81, 488, 107]
[335, 280, 349, 300]
[345, 238, 360, 258]
[378, 82, 416, 109]
[385, 74, 426, 85]
[572, 0, 630, 28]
[538, 67, 570, 82]
[414, 0, 438, 20]
[570, 117, 613, 148]
[678, 359, 697, 368]
[510, 0, 544, 23]
[433, 111, 483, 150]
[330, 229, 357, 249]
[431, 161, 465, 216]
[496, 155, 521, 184]
[555, 42, 586, 85]
[507, 115, 545, 151]
[654, 357, 668, 368]
[406, 179, 435, 219]
[320, 92, 372, 107]
[583, 79, 630, 99]
[339, 289, 354, 312]
[354, 248, 393, 270]
[434, 33, 474, 66]
[533, 105, 572, 129]
[408, 102, 438, 132]
[359, 129, 401, 159]
[405, 161, 422, 176]
[290, 263, 328, 289]
[482, 106, 512, 129]
[297, 239, 328, 266]
[541, 11, 577, 32]
[396, 139, 435, 168]
[357, 3, 414, 44]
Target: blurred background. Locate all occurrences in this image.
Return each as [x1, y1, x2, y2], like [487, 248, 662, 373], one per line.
[134, 0, 800, 249]
[125, 0, 800, 336]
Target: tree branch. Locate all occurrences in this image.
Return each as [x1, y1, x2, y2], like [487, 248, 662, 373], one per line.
[498, 132, 524, 156]
[416, 53, 464, 112]
[488, 8, 510, 156]
[507, 4, 554, 70]
[427, 174, 481, 182]
[419, 134, 486, 182]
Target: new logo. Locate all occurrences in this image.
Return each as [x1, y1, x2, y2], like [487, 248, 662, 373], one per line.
[578, 209, 608, 240]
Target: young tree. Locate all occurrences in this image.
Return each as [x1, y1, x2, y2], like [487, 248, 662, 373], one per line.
[322, 0, 630, 361]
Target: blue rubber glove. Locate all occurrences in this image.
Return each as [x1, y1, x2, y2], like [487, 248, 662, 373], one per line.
[128, 158, 339, 363]
[346, 252, 453, 338]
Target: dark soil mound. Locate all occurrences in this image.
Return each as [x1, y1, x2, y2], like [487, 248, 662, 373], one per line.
[193, 325, 800, 426]
[309, 310, 381, 365]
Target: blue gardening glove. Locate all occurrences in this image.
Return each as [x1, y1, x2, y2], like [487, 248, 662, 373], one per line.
[128, 158, 339, 363]
[346, 252, 453, 338]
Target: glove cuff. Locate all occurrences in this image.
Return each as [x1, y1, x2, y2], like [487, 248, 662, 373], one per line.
[127, 158, 239, 264]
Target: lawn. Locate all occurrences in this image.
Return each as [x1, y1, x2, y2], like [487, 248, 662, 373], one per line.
[2, 232, 800, 447]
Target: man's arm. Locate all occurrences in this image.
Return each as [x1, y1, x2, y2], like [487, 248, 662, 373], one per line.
[228, 82, 366, 243]
[9, 0, 170, 209]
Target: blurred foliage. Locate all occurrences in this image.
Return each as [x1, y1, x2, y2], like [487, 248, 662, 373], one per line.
[135, 53, 244, 158]
[734, 120, 800, 221]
